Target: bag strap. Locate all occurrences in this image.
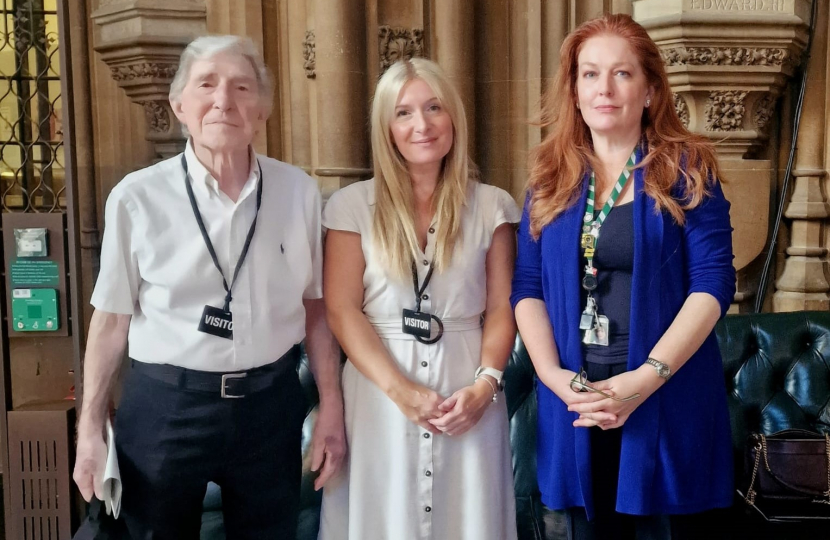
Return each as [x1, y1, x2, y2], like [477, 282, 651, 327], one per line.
[744, 433, 765, 506]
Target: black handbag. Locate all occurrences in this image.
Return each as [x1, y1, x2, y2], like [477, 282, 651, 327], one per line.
[740, 428, 830, 522]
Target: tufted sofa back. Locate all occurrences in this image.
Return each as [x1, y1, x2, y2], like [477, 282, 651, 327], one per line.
[716, 310, 830, 446]
[201, 311, 830, 540]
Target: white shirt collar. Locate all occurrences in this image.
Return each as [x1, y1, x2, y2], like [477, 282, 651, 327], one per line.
[184, 139, 260, 202]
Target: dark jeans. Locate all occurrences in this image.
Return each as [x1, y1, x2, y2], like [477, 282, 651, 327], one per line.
[555, 361, 729, 540]
[114, 360, 307, 540]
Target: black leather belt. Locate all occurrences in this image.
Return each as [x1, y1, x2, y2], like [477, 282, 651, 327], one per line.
[130, 344, 301, 399]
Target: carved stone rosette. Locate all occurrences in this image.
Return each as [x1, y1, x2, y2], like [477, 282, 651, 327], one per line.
[137, 101, 172, 134]
[753, 93, 777, 132]
[378, 26, 424, 74]
[705, 90, 748, 132]
[672, 93, 690, 128]
[303, 30, 316, 79]
[91, 0, 207, 160]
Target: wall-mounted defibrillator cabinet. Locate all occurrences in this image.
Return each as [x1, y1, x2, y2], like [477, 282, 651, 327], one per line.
[3, 214, 69, 336]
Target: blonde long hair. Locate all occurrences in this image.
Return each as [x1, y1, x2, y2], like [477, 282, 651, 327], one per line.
[527, 13, 721, 239]
[371, 58, 473, 280]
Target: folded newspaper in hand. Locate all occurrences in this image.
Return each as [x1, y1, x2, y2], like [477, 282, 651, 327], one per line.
[103, 418, 122, 519]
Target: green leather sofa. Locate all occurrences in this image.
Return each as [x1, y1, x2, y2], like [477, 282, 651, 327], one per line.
[201, 311, 830, 540]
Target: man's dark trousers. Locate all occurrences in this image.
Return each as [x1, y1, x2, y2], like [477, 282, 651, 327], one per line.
[114, 356, 307, 540]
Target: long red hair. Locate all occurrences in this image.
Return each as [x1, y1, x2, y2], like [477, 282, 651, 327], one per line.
[527, 13, 721, 239]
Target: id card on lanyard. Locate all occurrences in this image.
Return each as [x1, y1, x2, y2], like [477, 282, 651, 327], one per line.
[182, 154, 263, 340]
[401, 259, 444, 344]
[579, 150, 636, 346]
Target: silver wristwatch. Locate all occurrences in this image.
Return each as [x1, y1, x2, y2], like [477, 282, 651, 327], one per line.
[645, 357, 671, 381]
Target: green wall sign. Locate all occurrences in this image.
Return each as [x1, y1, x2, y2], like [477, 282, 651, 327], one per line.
[10, 260, 60, 287]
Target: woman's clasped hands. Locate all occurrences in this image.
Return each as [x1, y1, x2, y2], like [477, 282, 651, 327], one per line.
[389, 379, 494, 437]
[565, 367, 663, 430]
[429, 378, 494, 437]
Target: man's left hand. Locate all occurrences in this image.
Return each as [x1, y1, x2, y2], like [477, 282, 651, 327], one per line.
[310, 401, 347, 491]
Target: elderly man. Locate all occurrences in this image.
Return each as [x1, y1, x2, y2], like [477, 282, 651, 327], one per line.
[72, 35, 346, 539]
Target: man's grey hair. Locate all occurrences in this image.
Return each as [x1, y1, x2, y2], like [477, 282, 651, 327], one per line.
[169, 35, 275, 117]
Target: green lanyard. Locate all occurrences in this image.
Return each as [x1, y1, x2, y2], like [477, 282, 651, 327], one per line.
[581, 151, 637, 264]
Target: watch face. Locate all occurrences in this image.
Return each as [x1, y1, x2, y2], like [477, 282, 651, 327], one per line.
[648, 358, 670, 379]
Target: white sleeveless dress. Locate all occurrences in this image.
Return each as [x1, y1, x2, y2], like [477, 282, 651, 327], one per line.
[318, 179, 520, 540]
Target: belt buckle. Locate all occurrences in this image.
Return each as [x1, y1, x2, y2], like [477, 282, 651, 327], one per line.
[221, 373, 247, 399]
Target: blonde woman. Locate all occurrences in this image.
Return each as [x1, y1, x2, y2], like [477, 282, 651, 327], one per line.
[318, 58, 519, 540]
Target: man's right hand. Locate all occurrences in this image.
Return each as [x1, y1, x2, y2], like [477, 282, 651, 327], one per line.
[72, 423, 107, 502]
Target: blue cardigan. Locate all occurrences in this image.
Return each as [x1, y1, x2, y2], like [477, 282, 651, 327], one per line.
[511, 161, 736, 518]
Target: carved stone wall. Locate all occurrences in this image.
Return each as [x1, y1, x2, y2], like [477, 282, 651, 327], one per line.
[636, 0, 810, 312]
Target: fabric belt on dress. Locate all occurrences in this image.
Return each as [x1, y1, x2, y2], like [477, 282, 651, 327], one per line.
[368, 314, 482, 339]
[129, 343, 302, 399]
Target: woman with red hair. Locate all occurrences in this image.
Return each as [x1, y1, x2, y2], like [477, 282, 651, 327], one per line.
[511, 13, 735, 539]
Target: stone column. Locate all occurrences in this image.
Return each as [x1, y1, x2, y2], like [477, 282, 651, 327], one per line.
[634, 0, 810, 311]
[68, 0, 98, 331]
[275, 0, 313, 170]
[476, 0, 511, 193]
[507, 0, 544, 198]
[431, 0, 476, 153]
[205, 0, 268, 152]
[774, 0, 829, 311]
[90, 0, 207, 160]
[313, 0, 370, 197]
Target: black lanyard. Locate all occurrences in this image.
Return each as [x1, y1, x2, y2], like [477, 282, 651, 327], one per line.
[411, 260, 435, 313]
[181, 154, 263, 312]
[408, 259, 443, 344]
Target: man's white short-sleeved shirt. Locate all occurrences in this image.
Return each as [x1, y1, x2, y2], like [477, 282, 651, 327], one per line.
[90, 142, 323, 371]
